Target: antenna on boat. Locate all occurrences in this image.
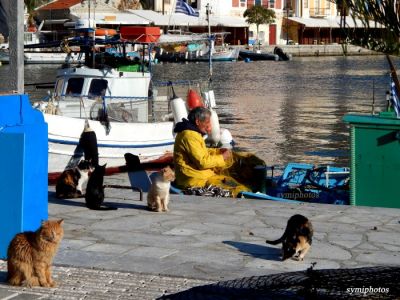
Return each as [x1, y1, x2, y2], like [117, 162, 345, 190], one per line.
[206, 3, 212, 81]
[168, 81, 178, 99]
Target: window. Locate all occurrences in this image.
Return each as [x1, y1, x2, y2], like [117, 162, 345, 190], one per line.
[255, 0, 262, 5]
[304, 0, 308, 8]
[88, 79, 108, 98]
[269, 0, 275, 8]
[66, 78, 84, 95]
[240, 0, 246, 7]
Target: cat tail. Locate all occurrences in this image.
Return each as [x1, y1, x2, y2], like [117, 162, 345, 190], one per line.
[266, 228, 288, 245]
[266, 236, 285, 245]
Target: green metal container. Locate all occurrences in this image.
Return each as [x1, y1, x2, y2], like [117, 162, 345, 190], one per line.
[343, 112, 400, 208]
[118, 64, 140, 72]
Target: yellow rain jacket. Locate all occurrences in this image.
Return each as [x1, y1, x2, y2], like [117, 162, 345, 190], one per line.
[173, 120, 251, 197]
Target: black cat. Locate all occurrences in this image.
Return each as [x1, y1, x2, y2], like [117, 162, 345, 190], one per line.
[85, 164, 117, 210]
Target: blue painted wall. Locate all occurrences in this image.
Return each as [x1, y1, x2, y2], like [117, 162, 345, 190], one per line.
[0, 94, 48, 259]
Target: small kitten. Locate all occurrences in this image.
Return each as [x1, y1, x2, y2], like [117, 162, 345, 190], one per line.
[85, 164, 117, 210]
[7, 219, 64, 287]
[266, 214, 313, 261]
[56, 159, 93, 199]
[147, 166, 175, 212]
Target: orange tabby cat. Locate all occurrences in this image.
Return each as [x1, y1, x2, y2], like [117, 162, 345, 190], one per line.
[7, 219, 64, 287]
[147, 166, 175, 212]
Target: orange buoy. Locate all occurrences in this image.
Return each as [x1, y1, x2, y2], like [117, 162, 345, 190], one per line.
[95, 28, 117, 36]
[187, 89, 204, 110]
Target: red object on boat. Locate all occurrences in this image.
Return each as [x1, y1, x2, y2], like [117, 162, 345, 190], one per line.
[95, 28, 117, 36]
[27, 25, 37, 32]
[187, 89, 204, 110]
[120, 26, 161, 43]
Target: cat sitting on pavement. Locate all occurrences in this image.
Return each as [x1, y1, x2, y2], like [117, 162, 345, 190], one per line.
[147, 166, 175, 212]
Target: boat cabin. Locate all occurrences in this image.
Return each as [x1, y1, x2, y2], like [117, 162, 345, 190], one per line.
[53, 66, 152, 122]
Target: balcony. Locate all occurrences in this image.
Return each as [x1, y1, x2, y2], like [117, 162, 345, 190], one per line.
[309, 7, 331, 17]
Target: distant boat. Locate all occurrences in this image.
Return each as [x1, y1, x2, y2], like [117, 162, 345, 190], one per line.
[0, 29, 85, 64]
[239, 50, 279, 61]
[0, 51, 85, 64]
[155, 32, 240, 62]
[239, 47, 291, 62]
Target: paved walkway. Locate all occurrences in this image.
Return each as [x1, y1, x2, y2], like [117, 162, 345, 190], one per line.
[0, 173, 399, 299]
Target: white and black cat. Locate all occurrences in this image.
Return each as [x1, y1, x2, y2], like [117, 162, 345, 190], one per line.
[56, 159, 93, 199]
[85, 164, 118, 210]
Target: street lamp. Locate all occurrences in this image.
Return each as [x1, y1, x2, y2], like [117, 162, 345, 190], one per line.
[285, 0, 291, 45]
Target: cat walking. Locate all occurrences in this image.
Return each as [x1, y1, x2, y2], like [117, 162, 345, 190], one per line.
[85, 164, 117, 210]
[147, 166, 175, 212]
[7, 219, 64, 287]
[266, 214, 313, 261]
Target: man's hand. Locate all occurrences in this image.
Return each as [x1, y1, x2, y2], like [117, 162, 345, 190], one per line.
[220, 148, 232, 161]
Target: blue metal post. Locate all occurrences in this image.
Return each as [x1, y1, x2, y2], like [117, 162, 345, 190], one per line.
[0, 94, 48, 258]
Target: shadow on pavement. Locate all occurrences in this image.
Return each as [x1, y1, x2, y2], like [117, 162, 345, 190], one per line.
[223, 241, 281, 261]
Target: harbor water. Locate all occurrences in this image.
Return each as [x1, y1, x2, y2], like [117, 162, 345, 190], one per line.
[0, 55, 397, 168]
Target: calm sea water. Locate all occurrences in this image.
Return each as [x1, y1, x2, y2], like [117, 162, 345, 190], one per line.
[0, 55, 398, 167]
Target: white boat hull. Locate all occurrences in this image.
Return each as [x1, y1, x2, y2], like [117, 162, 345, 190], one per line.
[0, 51, 85, 64]
[45, 114, 174, 174]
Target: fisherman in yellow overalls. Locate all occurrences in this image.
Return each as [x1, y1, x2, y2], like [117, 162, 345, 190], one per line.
[173, 107, 265, 197]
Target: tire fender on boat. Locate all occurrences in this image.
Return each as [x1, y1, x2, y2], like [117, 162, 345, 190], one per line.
[171, 97, 188, 124]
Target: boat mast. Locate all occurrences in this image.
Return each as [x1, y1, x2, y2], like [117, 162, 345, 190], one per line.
[81, 0, 96, 67]
[206, 3, 212, 80]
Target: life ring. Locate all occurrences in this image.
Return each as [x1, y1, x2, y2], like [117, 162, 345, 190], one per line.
[95, 28, 117, 36]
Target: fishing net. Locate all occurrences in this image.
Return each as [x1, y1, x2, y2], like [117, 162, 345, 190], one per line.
[159, 266, 400, 300]
[183, 185, 232, 197]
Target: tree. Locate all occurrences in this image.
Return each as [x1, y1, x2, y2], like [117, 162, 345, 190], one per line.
[24, 0, 51, 27]
[329, 0, 400, 54]
[243, 5, 275, 49]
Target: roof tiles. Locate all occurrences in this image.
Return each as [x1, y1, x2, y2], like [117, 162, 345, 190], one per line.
[38, 0, 82, 10]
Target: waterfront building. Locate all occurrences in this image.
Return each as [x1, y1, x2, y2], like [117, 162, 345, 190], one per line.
[35, 0, 248, 45]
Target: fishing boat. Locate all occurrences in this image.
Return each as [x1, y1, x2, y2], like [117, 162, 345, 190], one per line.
[32, 26, 227, 182]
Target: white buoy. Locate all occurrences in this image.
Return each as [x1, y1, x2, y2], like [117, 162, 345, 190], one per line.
[207, 108, 220, 145]
[170, 97, 188, 124]
[202, 90, 217, 108]
[219, 128, 233, 149]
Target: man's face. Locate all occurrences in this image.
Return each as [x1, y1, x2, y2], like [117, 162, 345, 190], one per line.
[196, 115, 212, 135]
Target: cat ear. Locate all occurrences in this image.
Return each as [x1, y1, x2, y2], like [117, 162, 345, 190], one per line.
[58, 219, 64, 225]
[102, 163, 107, 167]
[41, 219, 47, 226]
